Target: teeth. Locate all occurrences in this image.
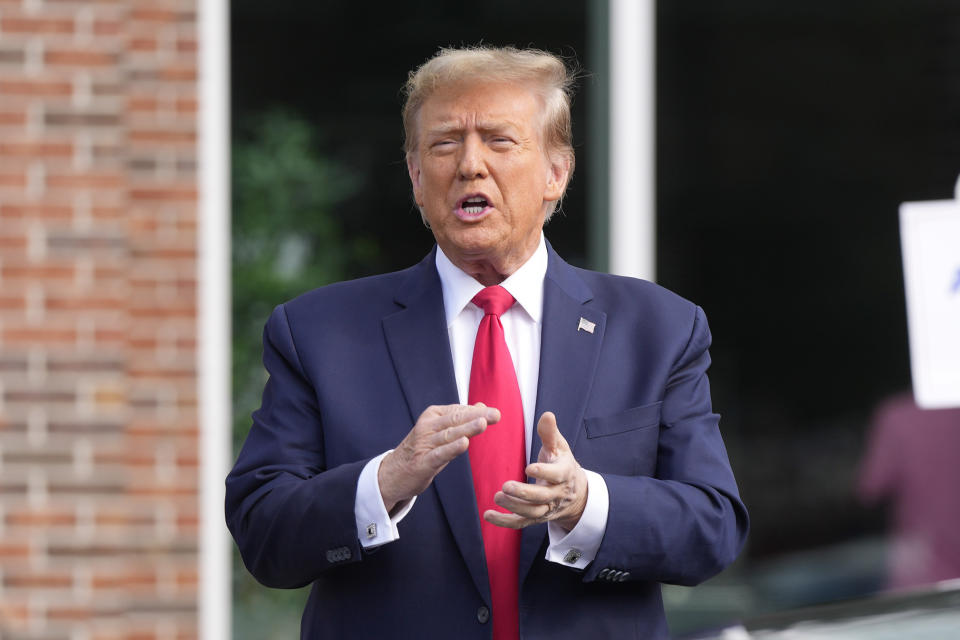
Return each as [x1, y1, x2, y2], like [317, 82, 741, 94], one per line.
[461, 197, 487, 214]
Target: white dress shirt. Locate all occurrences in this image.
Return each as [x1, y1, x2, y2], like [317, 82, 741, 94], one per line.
[354, 235, 608, 570]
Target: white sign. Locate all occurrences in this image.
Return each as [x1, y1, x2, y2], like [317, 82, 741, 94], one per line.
[899, 182, 960, 409]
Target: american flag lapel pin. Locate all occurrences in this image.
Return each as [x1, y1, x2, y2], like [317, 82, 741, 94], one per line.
[577, 317, 596, 334]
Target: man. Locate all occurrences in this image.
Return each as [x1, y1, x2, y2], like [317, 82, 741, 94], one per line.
[226, 46, 748, 639]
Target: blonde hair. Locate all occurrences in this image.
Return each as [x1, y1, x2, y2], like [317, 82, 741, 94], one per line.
[402, 46, 577, 201]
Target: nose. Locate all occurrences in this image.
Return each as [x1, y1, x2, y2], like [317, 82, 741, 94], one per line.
[457, 135, 487, 180]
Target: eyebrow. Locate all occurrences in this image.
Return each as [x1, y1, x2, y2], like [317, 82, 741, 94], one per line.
[425, 119, 522, 137]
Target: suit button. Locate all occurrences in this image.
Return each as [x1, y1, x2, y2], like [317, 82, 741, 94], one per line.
[610, 570, 623, 581]
[477, 606, 490, 624]
[598, 568, 610, 579]
[618, 571, 630, 582]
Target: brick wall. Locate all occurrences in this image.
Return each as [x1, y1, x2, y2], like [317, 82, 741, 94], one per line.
[0, 1, 201, 638]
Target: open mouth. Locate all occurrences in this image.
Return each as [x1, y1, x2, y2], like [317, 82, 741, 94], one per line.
[457, 195, 490, 216]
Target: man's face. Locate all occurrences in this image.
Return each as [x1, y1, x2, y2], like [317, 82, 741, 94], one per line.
[407, 81, 570, 285]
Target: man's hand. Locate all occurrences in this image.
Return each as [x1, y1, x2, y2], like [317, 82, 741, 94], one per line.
[379, 404, 500, 513]
[484, 411, 588, 532]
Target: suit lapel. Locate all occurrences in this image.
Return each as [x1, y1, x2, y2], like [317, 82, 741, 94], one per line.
[519, 244, 607, 585]
[381, 250, 491, 604]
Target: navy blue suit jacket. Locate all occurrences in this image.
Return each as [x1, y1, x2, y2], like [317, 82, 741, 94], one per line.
[226, 243, 748, 639]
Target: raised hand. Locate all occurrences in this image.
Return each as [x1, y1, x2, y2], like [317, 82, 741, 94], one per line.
[484, 411, 588, 531]
[378, 404, 500, 513]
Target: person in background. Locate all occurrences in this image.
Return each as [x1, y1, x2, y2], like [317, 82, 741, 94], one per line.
[859, 391, 960, 589]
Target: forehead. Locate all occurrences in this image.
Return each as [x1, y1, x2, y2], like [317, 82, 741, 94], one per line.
[417, 81, 544, 133]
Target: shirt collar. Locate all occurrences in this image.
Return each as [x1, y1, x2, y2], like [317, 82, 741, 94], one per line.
[436, 234, 547, 327]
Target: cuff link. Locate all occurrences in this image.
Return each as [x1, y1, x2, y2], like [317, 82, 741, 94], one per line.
[365, 523, 377, 539]
[563, 549, 583, 564]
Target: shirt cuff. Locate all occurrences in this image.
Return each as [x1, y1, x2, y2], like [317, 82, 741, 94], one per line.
[354, 450, 416, 549]
[544, 469, 609, 570]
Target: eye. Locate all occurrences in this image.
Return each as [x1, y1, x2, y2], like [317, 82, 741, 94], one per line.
[429, 139, 457, 153]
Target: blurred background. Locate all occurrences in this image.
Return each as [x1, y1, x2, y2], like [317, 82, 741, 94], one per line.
[1, 0, 958, 638]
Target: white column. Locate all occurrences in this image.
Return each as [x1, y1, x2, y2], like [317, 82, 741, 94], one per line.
[609, 0, 656, 281]
[198, 0, 232, 637]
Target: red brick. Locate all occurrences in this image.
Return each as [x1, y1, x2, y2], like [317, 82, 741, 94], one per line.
[128, 365, 196, 378]
[0, 171, 28, 187]
[0, 542, 31, 559]
[176, 568, 198, 588]
[130, 246, 197, 259]
[0, 235, 28, 250]
[92, 205, 124, 219]
[45, 110, 121, 127]
[46, 172, 124, 189]
[126, 420, 198, 438]
[128, 129, 196, 144]
[0, 202, 73, 219]
[94, 327, 125, 344]
[128, 95, 159, 111]
[176, 512, 199, 528]
[0, 78, 73, 96]
[159, 65, 197, 82]
[6, 508, 77, 527]
[5, 389, 77, 404]
[176, 38, 197, 54]
[129, 187, 198, 202]
[95, 511, 155, 528]
[4, 571, 73, 589]
[92, 569, 157, 590]
[0, 602, 29, 627]
[45, 48, 117, 67]
[0, 140, 73, 157]
[0, 111, 27, 125]
[129, 36, 158, 52]
[127, 485, 196, 497]
[130, 8, 179, 23]
[45, 294, 126, 311]
[175, 97, 197, 114]
[1, 16, 74, 34]
[1, 263, 76, 280]
[0, 294, 26, 310]
[4, 327, 77, 344]
[93, 262, 126, 279]
[94, 18, 122, 36]
[47, 606, 95, 621]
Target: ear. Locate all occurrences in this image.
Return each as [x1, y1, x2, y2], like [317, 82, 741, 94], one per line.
[406, 152, 424, 207]
[544, 153, 571, 202]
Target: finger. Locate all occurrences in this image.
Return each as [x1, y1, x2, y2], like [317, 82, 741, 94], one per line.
[536, 412, 568, 455]
[525, 460, 572, 484]
[493, 491, 552, 520]
[430, 418, 487, 447]
[501, 480, 557, 505]
[426, 436, 471, 469]
[483, 509, 534, 530]
[430, 405, 501, 431]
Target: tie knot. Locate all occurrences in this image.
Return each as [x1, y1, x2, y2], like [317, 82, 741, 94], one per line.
[472, 286, 516, 317]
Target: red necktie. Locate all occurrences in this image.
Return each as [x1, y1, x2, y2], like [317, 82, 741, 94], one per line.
[468, 285, 524, 640]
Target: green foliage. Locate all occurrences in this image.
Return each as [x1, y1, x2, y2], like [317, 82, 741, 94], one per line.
[231, 110, 375, 637]
[232, 109, 372, 448]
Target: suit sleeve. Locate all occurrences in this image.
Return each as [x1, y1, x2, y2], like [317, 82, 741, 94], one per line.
[587, 305, 749, 586]
[225, 304, 368, 589]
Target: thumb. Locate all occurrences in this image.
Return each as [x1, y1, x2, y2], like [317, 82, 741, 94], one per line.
[536, 412, 567, 454]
